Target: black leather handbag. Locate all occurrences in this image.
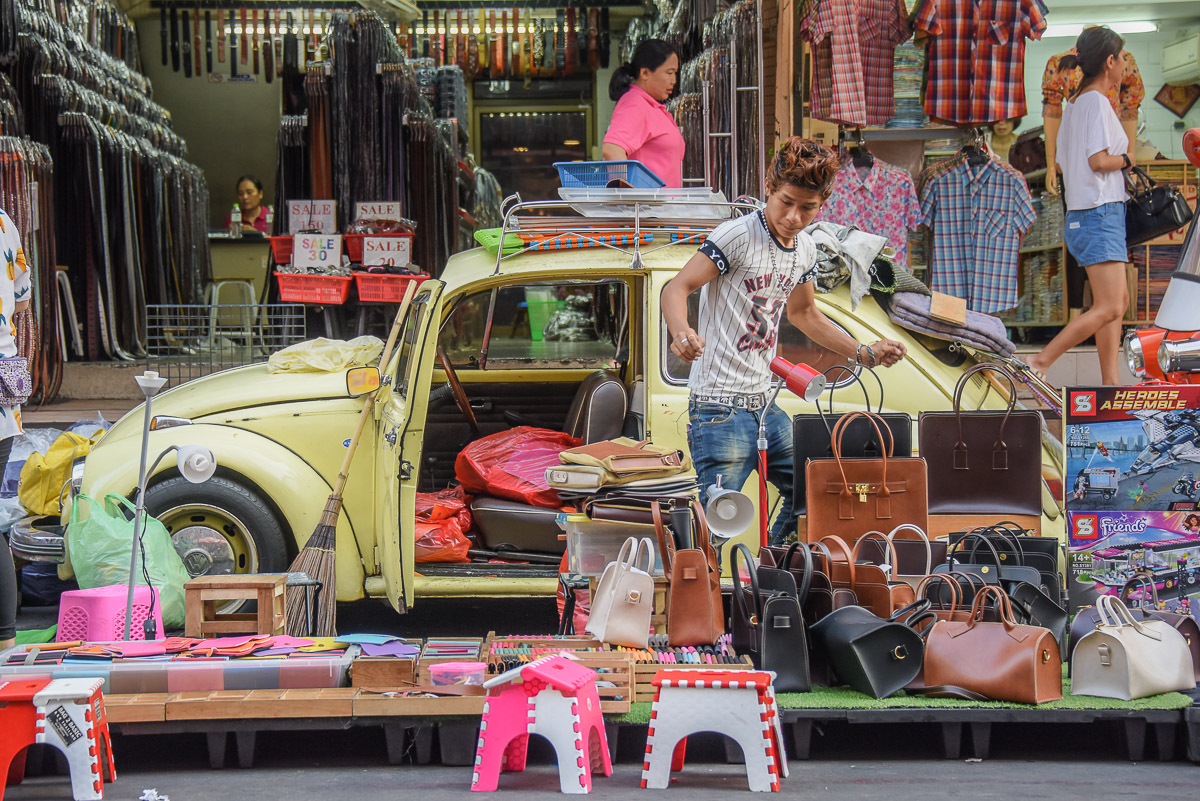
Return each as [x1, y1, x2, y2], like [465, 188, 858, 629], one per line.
[791, 366, 912, 514]
[934, 532, 1043, 590]
[1126, 166, 1195, 247]
[729, 545, 811, 692]
[949, 523, 1063, 604]
[808, 600, 930, 699]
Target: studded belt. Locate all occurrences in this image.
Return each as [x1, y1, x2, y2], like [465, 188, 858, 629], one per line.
[691, 392, 769, 411]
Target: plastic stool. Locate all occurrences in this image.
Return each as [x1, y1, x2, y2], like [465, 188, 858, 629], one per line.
[641, 670, 788, 792]
[471, 655, 611, 794]
[205, 280, 258, 350]
[0, 678, 51, 800]
[33, 678, 116, 800]
[57, 585, 164, 642]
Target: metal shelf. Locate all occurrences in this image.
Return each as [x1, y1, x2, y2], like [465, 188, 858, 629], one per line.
[1018, 243, 1063, 255]
[860, 127, 964, 142]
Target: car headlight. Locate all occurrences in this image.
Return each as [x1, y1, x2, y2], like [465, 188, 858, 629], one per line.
[1159, 337, 1200, 375]
[1124, 331, 1145, 378]
[150, 415, 193, 430]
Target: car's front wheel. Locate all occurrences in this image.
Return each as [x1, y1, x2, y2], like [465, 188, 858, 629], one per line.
[145, 476, 290, 584]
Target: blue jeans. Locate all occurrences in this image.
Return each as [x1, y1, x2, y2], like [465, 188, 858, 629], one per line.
[687, 400, 795, 547]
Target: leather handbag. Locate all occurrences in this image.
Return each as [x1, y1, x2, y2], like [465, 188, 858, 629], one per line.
[809, 600, 930, 699]
[1125, 166, 1195, 247]
[585, 537, 654, 648]
[1009, 127, 1047, 175]
[653, 501, 724, 647]
[820, 535, 915, 618]
[1068, 577, 1200, 681]
[1009, 581, 1069, 661]
[760, 541, 856, 623]
[1072, 595, 1197, 700]
[729, 545, 811, 692]
[805, 411, 928, 543]
[924, 586, 1063, 704]
[934, 532, 1043, 591]
[917, 574, 975, 623]
[855, 524, 943, 589]
[791, 367, 912, 515]
[919, 363, 1043, 516]
[949, 522, 1063, 603]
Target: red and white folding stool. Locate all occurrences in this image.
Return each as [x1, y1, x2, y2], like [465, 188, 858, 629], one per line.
[0, 677, 116, 801]
[471, 655, 612, 794]
[640, 669, 787, 792]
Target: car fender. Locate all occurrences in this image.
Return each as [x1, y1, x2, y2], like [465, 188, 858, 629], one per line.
[80, 424, 367, 602]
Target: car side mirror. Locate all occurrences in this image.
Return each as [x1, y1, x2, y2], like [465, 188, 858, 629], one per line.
[347, 366, 381, 397]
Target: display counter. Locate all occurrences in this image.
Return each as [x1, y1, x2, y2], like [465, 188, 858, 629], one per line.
[209, 233, 271, 303]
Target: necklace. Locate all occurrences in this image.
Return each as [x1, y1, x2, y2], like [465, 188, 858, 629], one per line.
[759, 210, 798, 280]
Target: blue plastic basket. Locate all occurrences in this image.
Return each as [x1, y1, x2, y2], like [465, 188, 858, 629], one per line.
[553, 160, 666, 189]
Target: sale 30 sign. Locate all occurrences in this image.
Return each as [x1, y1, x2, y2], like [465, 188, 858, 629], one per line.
[294, 234, 343, 270]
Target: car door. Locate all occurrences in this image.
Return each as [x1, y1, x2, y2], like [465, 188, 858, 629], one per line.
[374, 279, 444, 612]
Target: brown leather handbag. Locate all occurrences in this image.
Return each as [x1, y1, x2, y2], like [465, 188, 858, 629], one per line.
[819, 535, 915, 619]
[653, 501, 724, 647]
[924, 586, 1063, 704]
[805, 411, 928, 543]
[760, 541, 856, 623]
[919, 363, 1043, 516]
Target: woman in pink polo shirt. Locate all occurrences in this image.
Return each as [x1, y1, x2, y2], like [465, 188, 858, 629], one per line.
[601, 40, 684, 188]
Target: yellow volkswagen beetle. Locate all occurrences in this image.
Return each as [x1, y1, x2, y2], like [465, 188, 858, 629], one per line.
[67, 201, 1065, 613]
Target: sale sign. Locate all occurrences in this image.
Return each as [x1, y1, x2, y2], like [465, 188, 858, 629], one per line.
[294, 234, 343, 269]
[362, 236, 413, 267]
[288, 200, 338, 234]
[355, 201, 403, 223]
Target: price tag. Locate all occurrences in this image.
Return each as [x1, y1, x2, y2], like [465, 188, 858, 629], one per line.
[355, 201, 402, 223]
[362, 236, 412, 267]
[294, 234, 342, 269]
[288, 200, 338, 234]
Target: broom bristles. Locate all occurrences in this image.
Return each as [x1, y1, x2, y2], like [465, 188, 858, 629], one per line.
[286, 516, 340, 637]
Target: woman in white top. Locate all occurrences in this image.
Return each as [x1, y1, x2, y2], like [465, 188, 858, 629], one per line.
[1026, 27, 1132, 386]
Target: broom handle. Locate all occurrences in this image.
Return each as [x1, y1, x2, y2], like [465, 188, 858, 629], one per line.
[330, 279, 419, 497]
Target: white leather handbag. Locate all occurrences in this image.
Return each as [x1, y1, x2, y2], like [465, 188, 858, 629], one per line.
[1071, 595, 1197, 701]
[885, 524, 934, 589]
[585, 537, 654, 648]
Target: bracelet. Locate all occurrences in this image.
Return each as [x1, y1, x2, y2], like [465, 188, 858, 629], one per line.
[855, 343, 875, 366]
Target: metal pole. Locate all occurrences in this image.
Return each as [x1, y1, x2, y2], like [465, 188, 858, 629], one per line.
[730, 37, 739, 198]
[702, 80, 712, 189]
[122, 394, 154, 641]
[756, 0, 767, 198]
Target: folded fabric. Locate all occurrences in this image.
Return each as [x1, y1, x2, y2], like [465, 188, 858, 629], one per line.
[806, 222, 888, 309]
[560, 437, 691, 482]
[886, 291, 1016, 356]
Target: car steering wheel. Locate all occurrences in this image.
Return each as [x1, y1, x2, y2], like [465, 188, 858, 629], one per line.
[438, 347, 480, 436]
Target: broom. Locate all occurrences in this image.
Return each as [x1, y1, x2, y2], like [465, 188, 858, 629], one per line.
[286, 279, 419, 636]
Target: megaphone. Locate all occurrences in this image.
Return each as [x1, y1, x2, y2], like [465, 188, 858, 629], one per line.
[705, 476, 756, 538]
[177, 445, 217, 484]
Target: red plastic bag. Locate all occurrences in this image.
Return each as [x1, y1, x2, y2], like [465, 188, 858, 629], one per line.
[414, 487, 473, 563]
[454, 426, 581, 508]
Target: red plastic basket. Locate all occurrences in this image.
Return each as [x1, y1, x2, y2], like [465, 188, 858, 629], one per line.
[270, 236, 294, 264]
[345, 232, 415, 263]
[274, 272, 353, 304]
[353, 272, 428, 303]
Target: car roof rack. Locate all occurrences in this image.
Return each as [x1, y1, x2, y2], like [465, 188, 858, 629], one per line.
[490, 194, 764, 276]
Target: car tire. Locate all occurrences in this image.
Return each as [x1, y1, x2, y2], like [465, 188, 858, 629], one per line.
[145, 475, 290, 580]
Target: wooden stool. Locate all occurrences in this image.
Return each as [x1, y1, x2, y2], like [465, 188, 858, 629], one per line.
[184, 574, 287, 638]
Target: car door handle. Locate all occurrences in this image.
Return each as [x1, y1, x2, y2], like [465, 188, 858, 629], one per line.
[384, 429, 397, 445]
[468, 399, 492, 412]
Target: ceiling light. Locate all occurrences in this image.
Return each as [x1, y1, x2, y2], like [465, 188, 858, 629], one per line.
[1043, 21, 1158, 38]
[513, 146, 529, 152]
[562, 139, 581, 146]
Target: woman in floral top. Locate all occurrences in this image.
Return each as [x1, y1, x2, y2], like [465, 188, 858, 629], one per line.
[0, 207, 31, 653]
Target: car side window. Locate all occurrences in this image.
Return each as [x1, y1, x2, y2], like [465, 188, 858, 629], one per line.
[439, 280, 628, 370]
[662, 286, 858, 386]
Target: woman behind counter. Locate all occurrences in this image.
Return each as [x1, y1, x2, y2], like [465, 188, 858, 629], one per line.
[223, 174, 273, 235]
[601, 39, 684, 188]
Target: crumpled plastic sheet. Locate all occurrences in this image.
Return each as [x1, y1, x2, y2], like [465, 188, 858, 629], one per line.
[267, 336, 384, 373]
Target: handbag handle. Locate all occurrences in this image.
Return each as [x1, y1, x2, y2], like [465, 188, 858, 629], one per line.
[830, 410, 891, 501]
[950, 362, 1019, 471]
[949, 569, 989, 600]
[967, 585, 1018, 630]
[651, 501, 676, 574]
[818, 534, 856, 590]
[853, 530, 898, 576]
[917, 573, 962, 615]
[614, 536, 637, 572]
[781, 541, 815, 606]
[828, 407, 896, 458]
[965, 525, 1026, 566]
[731, 544, 762, 626]
[689, 500, 717, 563]
[1098, 594, 1162, 640]
[887, 523, 933, 576]
[1120, 574, 1161, 610]
[1125, 165, 1154, 196]
[634, 538, 655, 574]
[815, 365, 886, 440]
[949, 531, 1007, 569]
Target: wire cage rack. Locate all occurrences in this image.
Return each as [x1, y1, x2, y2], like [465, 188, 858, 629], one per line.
[145, 304, 308, 388]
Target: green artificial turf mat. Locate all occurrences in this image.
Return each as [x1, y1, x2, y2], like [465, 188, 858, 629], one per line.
[14, 624, 57, 646]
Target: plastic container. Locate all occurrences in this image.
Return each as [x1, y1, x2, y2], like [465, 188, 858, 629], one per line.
[428, 661, 487, 686]
[353, 272, 427, 303]
[270, 236, 294, 264]
[344, 232, 415, 263]
[553, 160, 665, 189]
[557, 187, 731, 220]
[559, 514, 664, 577]
[275, 272, 353, 304]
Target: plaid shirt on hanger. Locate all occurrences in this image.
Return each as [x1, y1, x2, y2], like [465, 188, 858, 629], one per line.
[911, 0, 1046, 125]
[803, 0, 912, 127]
[920, 158, 1036, 313]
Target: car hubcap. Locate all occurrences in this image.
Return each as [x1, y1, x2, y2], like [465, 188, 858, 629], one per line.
[159, 503, 261, 612]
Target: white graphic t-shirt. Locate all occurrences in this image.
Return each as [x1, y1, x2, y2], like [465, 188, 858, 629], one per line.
[688, 210, 818, 396]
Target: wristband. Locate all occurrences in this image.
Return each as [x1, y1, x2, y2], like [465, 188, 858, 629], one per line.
[1121, 153, 1131, 170]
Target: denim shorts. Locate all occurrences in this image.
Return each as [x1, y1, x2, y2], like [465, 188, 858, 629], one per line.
[1064, 202, 1127, 266]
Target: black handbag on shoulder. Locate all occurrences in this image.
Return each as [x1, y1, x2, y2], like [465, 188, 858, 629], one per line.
[1125, 166, 1194, 247]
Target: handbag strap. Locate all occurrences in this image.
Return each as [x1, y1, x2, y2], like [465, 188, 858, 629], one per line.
[951, 362, 1018, 463]
[966, 526, 1026, 566]
[614, 536, 636, 571]
[887, 523, 932, 575]
[689, 499, 717, 564]
[1098, 594, 1162, 639]
[731, 544, 762, 624]
[830, 410, 891, 498]
[1125, 165, 1154, 194]
[818, 535, 856, 590]
[853, 530, 898, 575]
[816, 365, 885, 432]
[918, 573, 961, 614]
[950, 531, 1006, 568]
[968, 585, 1017, 630]
[781, 541, 814, 605]
[651, 501, 676, 575]
[634, 538, 654, 574]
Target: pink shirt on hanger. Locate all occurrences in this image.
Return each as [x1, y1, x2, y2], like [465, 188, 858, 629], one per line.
[603, 85, 685, 188]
